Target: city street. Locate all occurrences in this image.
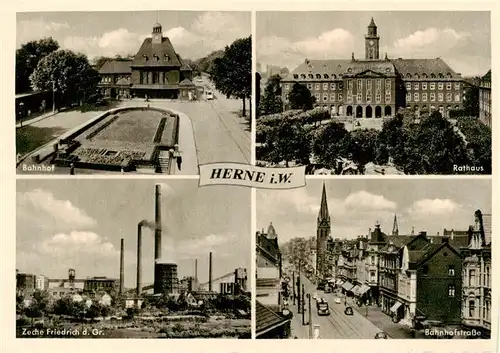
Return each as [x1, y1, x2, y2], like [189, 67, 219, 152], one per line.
[16, 75, 250, 174]
[289, 273, 385, 339]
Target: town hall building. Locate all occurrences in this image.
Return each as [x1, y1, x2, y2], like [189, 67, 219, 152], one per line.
[281, 18, 464, 119]
[98, 22, 195, 100]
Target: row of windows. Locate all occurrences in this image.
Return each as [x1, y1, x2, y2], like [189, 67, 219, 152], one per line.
[292, 72, 454, 80]
[345, 92, 391, 104]
[465, 267, 491, 287]
[284, 78, 392, 91]
[139, 71, 167, 85]
[407, 92, 461, 103]
[467, 299, 491, 320]
[314, 93, 344, 102]
[406, 82, 461, 91]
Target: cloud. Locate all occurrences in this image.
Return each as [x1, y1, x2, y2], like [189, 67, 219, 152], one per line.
[17, 189, 96, 229]
[258, 29, 355, 71]
[407, 198, 461, 218]
[392, 28, 470, 54]
[178, 233, 238, 258]
[17, 19, 70, 44]
[19, 12, 250, 60]
[41, 231, 118, 256]
[344, 191, 396, 212]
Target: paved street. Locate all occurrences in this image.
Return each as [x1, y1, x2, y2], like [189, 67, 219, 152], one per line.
[16, 75, 250, 174]
[289, 273, 385, 339]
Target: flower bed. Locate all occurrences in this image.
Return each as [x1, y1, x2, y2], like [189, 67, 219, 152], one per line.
[153, 117, 167, 143]
[74, 147, 146, 166]
[86, 115, 120, 140]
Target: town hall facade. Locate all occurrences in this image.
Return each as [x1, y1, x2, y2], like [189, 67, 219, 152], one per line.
[281, 18, 464, 119]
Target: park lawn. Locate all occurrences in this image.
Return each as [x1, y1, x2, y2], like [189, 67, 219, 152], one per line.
[16, 125, 66, 155]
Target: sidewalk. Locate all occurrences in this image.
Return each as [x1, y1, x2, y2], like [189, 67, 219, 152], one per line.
[346, 297, 414, 338]
[16, 111, 57, 128]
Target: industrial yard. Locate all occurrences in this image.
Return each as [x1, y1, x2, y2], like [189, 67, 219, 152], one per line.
[16, 180, 251, 338]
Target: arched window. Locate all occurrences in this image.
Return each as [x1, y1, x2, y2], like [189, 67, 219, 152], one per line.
[347, 68, 353, 73]
[431, 73, 436, 78]
[324, 74, 329, 79]
[308, 74, 314, 79]
[300, 74, 306, 79]
[293, 74, 299, 79]
[406, 73, 412, 78]
[316, 74, 321, 79]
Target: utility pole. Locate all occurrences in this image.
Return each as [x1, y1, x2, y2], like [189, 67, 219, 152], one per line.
[308, 293, 313, 339]
[302, 284, 305, 325]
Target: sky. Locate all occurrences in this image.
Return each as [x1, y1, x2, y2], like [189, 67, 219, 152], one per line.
[257, 11, 491, 77]
[17, 11, 251, 60]
[257, 179, 492, 246]
[16, 180, 250, 288]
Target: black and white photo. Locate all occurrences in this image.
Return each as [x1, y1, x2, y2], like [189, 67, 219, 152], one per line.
[16, 180, 251, 338]
[256, 179, 491, 339]
[256, 11, 492, 175]
[16, 11, 251, 175]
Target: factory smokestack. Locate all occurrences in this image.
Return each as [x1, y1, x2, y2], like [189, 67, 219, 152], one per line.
[119, 238, 124, 296]
[155, 184, 162, 261]
[195, 259, 198, 282]
[209, 252, 212, 292]
[136, 223, 142, 296]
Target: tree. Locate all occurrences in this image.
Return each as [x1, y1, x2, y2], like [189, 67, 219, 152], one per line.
[16, 37, 59, 94]
[259, 74, 283, 116]
[311, 121, 349, 169]
[209, 37, 251, 116]
[456, 117, 491, 174]
[30, 50, 101, 107]
[288, 83, 315, 110]
[463, 82, 480, 117]
[261, 117, 312, 167]
[16, 294, 25, 315]
[347, 129, 379, 173]
[25, 290, 51, 320]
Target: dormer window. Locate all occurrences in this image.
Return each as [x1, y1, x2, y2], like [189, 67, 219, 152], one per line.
[293, 74, 299, 79]
[324, 74, 329, 79]
[316, 74, 321, 79]
[153, 54, 160, 61]
[422, 73, 428, 79]
[431, 73, 436, 78]
[385, 68, 390, 73]
[415, 73, 420, 79]
[347, 68, 353, 73]
[300, 74, 306, 79]
[308, 74, 314, 79]
[142, 54, 148, 61]
[164, 54, 170, 61]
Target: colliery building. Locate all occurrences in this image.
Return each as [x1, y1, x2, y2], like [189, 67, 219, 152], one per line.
[281, 18, 464, 119]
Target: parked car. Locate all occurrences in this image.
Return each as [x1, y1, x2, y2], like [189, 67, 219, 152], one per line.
[206, 91, 214, 100]
[334, 297, 341, 304]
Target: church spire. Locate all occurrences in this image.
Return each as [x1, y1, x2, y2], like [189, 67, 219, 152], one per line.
[318, 182, 330, 224]
[392, 214, 399, 236]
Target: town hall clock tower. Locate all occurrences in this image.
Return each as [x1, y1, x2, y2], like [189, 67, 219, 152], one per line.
[365, 17, 380, 60]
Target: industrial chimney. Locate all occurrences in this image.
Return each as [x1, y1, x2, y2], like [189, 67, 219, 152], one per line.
[119, 238, 124, 296]
[136, 223, 142, 296]
[209, 252, 213, 292]
[155, 184, 162, 261]
[195, 259, 198, 283]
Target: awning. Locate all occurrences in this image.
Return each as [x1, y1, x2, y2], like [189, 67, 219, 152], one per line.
[352, 285, 361, 295]
[390, 301, 403, 313]
[358, 284, 371, 296]
[342, 281, 354, 291]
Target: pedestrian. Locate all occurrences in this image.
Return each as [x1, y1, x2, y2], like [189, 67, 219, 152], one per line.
[70, 163, 75, 175]
[176, 155, 182, 171]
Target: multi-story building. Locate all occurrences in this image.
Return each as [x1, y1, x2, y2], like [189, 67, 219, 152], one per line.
[316, 183, 331, 279]
[97, 22, 194, 100]
[478, 70, 492, 127]
[83, 277, 117, 294]
[16, 271, 36, 295]
[461, 210, 492, 337]
[281, 18, 464, 119]
[35, 275, 49, 291]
